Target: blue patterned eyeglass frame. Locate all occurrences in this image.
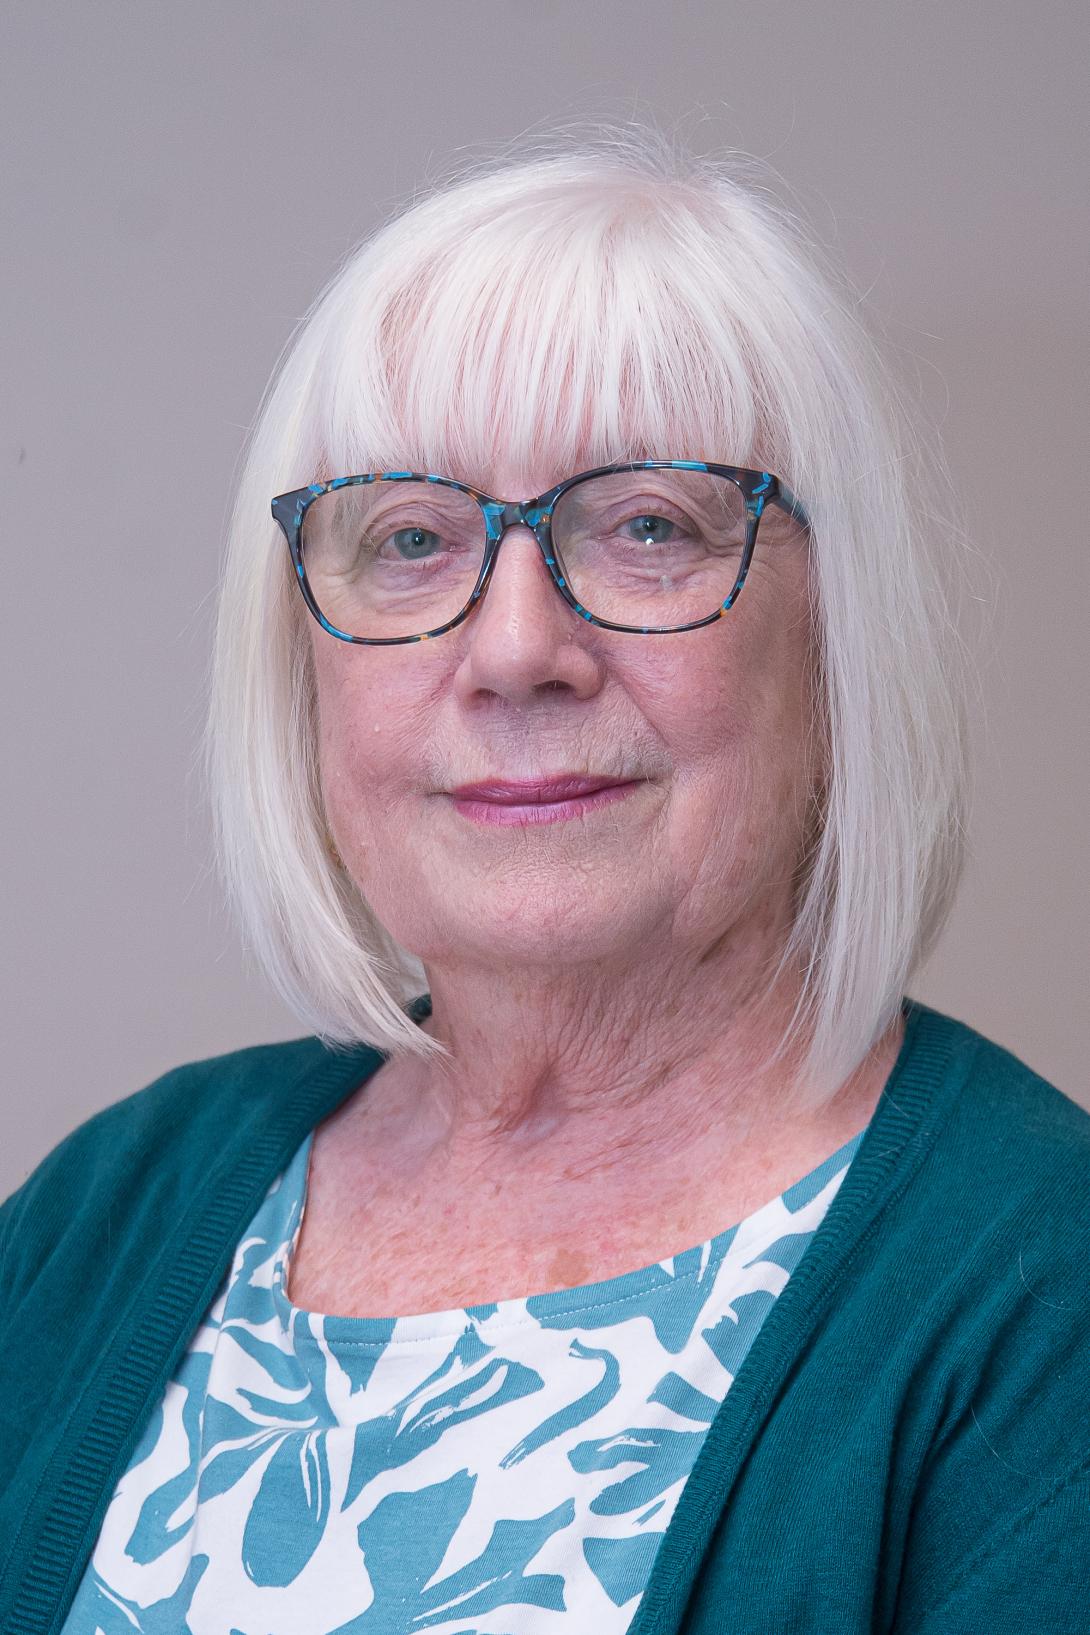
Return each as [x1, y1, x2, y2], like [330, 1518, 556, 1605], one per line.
[270, 459, 812, 645]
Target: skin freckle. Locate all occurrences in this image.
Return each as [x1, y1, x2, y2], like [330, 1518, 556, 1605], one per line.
[547, 1245, 593, 1290]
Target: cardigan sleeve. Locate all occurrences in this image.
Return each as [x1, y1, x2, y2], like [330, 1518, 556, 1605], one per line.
[0, 1186, 18, 1305]
[889, 1135, 1090, 1635]
[0, 1137, 72, 1312]
[900, 1456, 1090, 1633]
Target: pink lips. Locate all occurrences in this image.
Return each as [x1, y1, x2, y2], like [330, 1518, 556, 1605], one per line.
[449, 775, 628, 804]
[446, 774, 642, 827]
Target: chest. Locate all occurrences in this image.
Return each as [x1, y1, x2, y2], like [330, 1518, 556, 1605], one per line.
[285, 1175, 710, 1318]
[65, 1145, 858, 1635]
[285, 1131, 817, 1320]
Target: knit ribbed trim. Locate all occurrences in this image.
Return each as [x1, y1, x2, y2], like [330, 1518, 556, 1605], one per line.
[3, 1031, 396, 1635]
[628, 995, 976, 1634]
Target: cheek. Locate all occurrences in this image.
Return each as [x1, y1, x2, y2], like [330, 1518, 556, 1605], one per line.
[314, 679, 440, 942]
[648, 606, 811, 778]
[648, 600, 817, 873]
[311, 644, 430, 831]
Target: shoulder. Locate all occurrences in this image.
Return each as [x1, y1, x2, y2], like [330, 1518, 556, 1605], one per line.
[907, 998, 1090, 1187]
[889, 999, 1090, 1431]
[0, 1033, 353, 1301]
[880, 1003, 1090, 1620]
[861, 1001, 1090, 1427]
[6, 1033, 334, 1199]
[898, 1001, 1090, 1305]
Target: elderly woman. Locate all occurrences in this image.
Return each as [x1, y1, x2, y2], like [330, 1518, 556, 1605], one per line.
[2, 137, 1088, 1635]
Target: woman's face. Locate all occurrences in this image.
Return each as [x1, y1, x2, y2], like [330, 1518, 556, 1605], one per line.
[309, 459, 818, 977]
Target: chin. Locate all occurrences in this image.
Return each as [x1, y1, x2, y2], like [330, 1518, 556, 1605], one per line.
[406, 886, 654, 966]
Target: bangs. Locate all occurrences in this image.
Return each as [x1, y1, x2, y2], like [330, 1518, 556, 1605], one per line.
[312, 182, 772, 492]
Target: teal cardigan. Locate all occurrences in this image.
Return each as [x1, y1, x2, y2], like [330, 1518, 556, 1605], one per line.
[2, 998, 1089, 1634]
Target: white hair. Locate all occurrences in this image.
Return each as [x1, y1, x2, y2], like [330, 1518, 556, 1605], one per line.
[204, 124, 978, 1109]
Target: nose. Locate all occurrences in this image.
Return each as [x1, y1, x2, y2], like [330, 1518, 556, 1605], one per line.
[450, 521, 603, 704]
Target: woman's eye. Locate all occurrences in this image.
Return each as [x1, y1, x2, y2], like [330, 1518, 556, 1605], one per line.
[387, 526, 441, 560]
[622, 513, 678, 544]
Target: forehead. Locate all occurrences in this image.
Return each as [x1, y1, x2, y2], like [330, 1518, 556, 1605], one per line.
[428, 444, 752, 502]
[467, 456, 632, 500]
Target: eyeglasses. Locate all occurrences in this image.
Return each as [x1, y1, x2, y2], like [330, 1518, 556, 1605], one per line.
[271, 460, 811, 645]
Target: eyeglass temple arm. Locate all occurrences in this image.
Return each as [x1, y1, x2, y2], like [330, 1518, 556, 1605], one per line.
[773, 481, 811, 531]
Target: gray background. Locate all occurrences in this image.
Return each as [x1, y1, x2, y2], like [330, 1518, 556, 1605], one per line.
[3, 0, 1088, 1199]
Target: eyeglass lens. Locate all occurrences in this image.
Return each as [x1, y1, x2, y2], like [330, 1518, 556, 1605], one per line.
[299, 469, 751, 639]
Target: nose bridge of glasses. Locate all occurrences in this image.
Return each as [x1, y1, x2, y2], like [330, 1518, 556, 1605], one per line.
[477, 500, 553, 565]
[482, 499, 546, 537]
[475, 500, 564, 612]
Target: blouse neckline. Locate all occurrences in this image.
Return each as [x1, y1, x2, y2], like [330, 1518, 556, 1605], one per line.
[270, 1119, 870, 1348]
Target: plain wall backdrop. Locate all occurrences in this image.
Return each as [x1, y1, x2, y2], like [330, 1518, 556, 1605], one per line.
[3, 0, 1088, 1199]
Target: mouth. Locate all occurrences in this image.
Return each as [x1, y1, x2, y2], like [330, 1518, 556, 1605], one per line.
[445, 774, 643, 828]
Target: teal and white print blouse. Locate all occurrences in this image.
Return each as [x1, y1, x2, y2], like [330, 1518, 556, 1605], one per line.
[63, 1123, 867, 1635]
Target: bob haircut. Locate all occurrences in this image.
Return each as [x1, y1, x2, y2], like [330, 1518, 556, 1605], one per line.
[204, 126, 976, 1111]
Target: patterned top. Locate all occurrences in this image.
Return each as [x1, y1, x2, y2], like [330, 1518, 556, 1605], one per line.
[62, 1122, 867, 1635]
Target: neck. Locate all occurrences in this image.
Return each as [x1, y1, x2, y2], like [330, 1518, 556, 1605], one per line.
[358, 924, 902, 1185]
